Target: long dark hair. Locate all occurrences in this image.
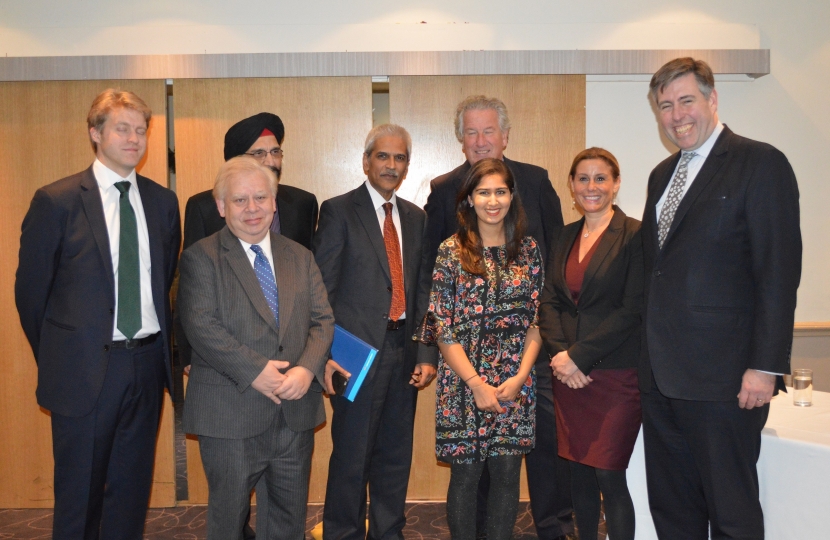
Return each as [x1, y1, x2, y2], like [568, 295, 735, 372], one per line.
[455, 158, 527, 275]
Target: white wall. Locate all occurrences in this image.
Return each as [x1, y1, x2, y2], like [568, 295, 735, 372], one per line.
[2, 0, 828, 321]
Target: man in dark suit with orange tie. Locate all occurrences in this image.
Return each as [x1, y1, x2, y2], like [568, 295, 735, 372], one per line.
[315, 124, 433, 540]
[15, 89, 180, 539]
[640, 57, 802, 539]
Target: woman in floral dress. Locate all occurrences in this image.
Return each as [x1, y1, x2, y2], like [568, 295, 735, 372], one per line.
[426, 158, 545, 540]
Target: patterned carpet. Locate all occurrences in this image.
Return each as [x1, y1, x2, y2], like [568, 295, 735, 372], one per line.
[0, 501, 595, 539]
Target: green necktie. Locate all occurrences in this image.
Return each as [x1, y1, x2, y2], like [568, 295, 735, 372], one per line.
[114, 181, 141, 340]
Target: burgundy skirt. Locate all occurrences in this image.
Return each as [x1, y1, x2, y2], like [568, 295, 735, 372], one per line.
[553, 367, 641, 470]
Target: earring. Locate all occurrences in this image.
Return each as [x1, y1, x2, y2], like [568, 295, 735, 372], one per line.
[571, 199, 576, 210]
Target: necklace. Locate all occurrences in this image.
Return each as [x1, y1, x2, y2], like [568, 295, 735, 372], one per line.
[582, 225, 593, 238]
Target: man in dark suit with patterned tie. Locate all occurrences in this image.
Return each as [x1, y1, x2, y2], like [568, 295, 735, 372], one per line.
[179, 113, 319, 539]
[178, 156, 333, 539]
[314, 124, 433, 540]
[15, 89, 181, 539]
[640, 57, 801, 539]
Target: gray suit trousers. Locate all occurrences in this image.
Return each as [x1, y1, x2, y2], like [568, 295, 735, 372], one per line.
[199, 408, 314, 540]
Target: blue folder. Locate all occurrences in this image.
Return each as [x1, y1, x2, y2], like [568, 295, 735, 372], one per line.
[331, 325, 379, 402]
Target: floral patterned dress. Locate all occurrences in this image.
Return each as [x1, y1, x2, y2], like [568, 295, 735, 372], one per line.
[428, 235, 544, 464]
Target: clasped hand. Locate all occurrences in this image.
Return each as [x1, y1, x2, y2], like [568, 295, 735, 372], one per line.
[551, 350, 593, 389]
[251, 360, 314, 404]
[470, 375, 525, 414]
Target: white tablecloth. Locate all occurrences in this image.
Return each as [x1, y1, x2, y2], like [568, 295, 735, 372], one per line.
[624, 390, 830, 539]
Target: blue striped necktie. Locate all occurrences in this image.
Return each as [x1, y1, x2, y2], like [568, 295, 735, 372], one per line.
[250, 244, 279, 327]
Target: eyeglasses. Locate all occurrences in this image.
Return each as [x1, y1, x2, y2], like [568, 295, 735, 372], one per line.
[245, 148, 284, 160]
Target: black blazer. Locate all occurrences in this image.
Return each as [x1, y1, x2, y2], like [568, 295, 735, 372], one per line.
[183, 184, 318, 250]
[313, 184, 426, 371]
[15, 167, 180, 417]
[539, 207, 643, 375]
[640, 126, 801, 401]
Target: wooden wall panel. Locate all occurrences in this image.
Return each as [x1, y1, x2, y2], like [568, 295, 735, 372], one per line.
[389, 75, 586, 500]
[173, 77, 373, 223]
[0, 79, 175, 507]
[173, 77, 372, 504]
[391, 75, 585, 223]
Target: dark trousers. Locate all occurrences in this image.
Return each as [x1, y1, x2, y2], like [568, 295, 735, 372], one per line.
[50, 337, 166, 540]
[323, 328, 416, 540]
[523, 357, 575, 539]
[642, 376, 769, 540]
[199, 408, 314, 540]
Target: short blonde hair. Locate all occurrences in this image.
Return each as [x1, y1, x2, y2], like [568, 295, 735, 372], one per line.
[213, 156, 278, 201]
[87, 89, 152, 151]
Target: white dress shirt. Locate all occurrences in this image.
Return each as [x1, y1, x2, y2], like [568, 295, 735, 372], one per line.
[239, 232, 276, 277]
[364, 180, 406, 320]
[93, 159, 160, 340]
[655, 122, 724, 219]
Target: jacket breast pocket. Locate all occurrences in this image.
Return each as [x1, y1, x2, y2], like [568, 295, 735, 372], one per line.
[689, 196, 741, 240]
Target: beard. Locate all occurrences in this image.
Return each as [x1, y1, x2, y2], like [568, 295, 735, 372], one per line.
[269, 165, 282, 180]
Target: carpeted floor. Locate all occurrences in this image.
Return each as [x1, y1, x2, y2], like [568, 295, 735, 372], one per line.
[0, 501, 600, 539]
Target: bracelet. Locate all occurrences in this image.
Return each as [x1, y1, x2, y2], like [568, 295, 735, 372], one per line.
[464, 373, 479, 383]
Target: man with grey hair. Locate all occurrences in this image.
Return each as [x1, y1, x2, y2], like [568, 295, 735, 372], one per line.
[315, 124, 431, 540]
[418, 95, 571, 540]
[179, 156, 333, 539]
[640, 57, 801, 538]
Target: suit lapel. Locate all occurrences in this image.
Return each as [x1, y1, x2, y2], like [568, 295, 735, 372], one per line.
[79, 167, 115, 294]
[354, 185, 392, 282]
[220, 229, 280, 335]
[399, 201, 419, 290]
[581, 208, 625, 294]
[661, 127, 731, 249]
[559, 221, 582, 307]
[136, 175, 165, 319]
[647, 155, 678, 253]
[271, 234, 295, 343]
[276, 185, 293, 239]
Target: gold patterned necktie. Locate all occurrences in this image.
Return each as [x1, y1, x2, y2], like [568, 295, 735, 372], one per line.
[382, 202, 406, 321]
[657, 152, 695, 248]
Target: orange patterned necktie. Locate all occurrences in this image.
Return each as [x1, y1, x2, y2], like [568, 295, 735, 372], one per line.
[382, 202, 406, 321]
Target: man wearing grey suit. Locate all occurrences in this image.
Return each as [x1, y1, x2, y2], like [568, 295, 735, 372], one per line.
[315, 124, 434, 540]
[179, 156, 334, 539]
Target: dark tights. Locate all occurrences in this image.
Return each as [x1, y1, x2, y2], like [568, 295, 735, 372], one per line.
[570, 461, 634, 540]
[446, 455, 523, 540]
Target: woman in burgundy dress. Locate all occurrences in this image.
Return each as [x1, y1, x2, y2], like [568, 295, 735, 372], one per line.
[538, 148, 643, 540]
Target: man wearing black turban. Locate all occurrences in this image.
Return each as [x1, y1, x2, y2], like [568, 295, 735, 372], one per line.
[180, 112, 319, 539]
[183, 112, 318, 252]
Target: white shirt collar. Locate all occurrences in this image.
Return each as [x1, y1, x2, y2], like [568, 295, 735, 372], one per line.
[364, 180, 397, 212]
[92, 158, 137, 190]
[687, 121, 724, 159]
[238, 231, 272, 254]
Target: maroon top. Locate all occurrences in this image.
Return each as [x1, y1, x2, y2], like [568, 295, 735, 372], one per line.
[566, 230, 605, 303]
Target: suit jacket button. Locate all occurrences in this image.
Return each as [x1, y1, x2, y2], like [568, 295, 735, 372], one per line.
[103, 345, 110, 352]
[109, 308, 114, 315]
[652, 270, 662, 277]
[279, 346, 284, 352]
[387, 286, 392, 292]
